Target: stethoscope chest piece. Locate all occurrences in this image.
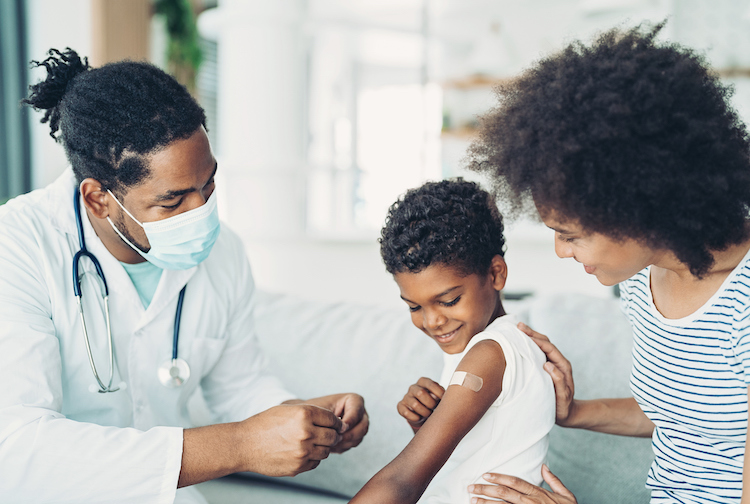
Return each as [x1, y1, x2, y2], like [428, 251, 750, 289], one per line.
[158, 358, 191, 388]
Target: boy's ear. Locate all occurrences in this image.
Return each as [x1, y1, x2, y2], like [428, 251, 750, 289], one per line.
[489, 254, 507, 291]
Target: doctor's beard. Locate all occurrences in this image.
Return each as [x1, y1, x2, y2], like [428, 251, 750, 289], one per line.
[113, 211, 151, 254]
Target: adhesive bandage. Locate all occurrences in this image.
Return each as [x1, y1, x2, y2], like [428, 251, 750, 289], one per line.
[448, 371, 483, 392]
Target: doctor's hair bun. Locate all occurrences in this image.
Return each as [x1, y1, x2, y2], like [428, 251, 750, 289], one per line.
[22, 48, 206, 194]
[23, 48, 90, 139]
[380, 178, 506, 276]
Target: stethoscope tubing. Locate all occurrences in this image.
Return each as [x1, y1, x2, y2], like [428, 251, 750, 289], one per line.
[173, 286, 186, 360]
[73, 187, 118, 392]
[73, 187, 188, 393]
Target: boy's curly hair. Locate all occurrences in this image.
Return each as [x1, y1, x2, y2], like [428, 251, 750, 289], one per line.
[467, 22, 750, 278]
[380, 178, 506, 276]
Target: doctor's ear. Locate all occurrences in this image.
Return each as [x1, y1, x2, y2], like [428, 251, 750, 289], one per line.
[79, 179, 112, 219]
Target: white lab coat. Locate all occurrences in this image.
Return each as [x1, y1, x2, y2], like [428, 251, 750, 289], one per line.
[0, 170, 296, 503]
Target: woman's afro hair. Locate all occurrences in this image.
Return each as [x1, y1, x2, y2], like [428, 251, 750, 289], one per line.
[380, 178, 506, 276]
[467, 22, 750, 277]
[23, 48, 206, 194]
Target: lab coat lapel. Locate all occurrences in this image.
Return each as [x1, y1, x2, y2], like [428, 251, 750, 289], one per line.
[138, 267, 197, 330]
[49, 169, 81, 238]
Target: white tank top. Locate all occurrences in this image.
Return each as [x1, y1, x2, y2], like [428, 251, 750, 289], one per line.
[417, 314, 556, 504]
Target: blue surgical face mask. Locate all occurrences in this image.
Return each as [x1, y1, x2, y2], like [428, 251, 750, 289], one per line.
[106, 190, 221, 270]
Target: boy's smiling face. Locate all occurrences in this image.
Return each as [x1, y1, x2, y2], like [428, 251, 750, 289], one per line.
[394, 256, 507, 354]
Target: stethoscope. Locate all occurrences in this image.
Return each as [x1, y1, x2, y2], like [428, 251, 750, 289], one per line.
[73, 187, 190, 392]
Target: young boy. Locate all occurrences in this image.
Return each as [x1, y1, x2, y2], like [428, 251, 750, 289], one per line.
[350, 179, 555, 504]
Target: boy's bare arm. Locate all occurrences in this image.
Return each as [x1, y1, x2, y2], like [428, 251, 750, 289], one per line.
[349, 340, 506, 504]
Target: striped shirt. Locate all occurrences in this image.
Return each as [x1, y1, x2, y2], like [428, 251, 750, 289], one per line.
[621, 252, 750, 504]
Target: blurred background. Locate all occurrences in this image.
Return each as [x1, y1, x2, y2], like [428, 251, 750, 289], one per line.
[3, 0, 750, 306]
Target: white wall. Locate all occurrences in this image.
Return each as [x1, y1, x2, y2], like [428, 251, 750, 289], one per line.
[208, 0, 637, 305]
[26, 0, 93, 190]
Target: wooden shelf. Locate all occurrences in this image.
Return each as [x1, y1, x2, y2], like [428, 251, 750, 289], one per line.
[717, 67, 750, 79]
[442, 67, 750, 90]
[441, 127, 479, 139]
[442, 74, 513, 90]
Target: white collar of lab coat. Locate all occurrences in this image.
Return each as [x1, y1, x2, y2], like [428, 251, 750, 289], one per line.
[50, 168, 197, 330]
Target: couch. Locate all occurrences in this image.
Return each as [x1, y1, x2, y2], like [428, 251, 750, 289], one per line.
[193, 290, 654, 504]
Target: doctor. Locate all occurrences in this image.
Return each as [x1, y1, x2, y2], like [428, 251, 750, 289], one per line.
[0, 48, 368, 504]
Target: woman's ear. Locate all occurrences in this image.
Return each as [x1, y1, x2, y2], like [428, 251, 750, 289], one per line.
[79, 178, 111, 219]
[489, 254, 508, 291]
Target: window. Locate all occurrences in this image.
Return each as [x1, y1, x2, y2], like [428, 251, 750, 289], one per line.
[0, 0, 31, 203]
[306, 28, 441, 238]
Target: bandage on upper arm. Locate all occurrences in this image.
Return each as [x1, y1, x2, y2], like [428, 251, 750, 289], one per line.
[448, 371, 483, 392]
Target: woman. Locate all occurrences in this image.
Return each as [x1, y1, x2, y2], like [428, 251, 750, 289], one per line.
[466, 23, 750, 504]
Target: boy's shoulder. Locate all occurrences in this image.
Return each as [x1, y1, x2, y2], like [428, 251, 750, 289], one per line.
[465, 314, 546, 366]
[471, 314, 525, 346]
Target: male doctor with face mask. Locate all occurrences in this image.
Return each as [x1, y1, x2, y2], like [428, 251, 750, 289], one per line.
[0, 49, 368, 503]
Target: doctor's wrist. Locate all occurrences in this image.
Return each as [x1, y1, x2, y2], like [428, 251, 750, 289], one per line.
[180, 422, 246, 487]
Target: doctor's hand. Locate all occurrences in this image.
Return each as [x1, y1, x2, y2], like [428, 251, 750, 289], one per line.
[469, 465, 577, 504]
[239, 403, 345, 476]
[518, 322, 577, 426]
[397, 377, 444, 433]
[286, 393, 369, 453]
[179, 403, 345, 487]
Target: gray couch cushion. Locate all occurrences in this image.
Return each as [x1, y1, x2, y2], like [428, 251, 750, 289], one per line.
[252, 290, 444, 497]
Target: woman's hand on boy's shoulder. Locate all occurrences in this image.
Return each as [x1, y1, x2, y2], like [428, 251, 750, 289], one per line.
[517, 322, 576, 426]
[397, 377, 445, 433]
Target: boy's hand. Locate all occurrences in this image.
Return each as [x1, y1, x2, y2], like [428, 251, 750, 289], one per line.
[397, 377, 445, 433]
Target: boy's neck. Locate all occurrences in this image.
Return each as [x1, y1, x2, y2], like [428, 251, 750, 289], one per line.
[486, 297, 506, 328]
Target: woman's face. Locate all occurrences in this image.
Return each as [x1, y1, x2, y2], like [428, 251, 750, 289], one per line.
[540, 210, 662, 286]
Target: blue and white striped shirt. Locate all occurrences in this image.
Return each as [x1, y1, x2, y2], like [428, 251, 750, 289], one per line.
[621, 253, 750, 503]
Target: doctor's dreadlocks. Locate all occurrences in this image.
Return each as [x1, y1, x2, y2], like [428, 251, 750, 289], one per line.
[22, 48, 206, 195]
